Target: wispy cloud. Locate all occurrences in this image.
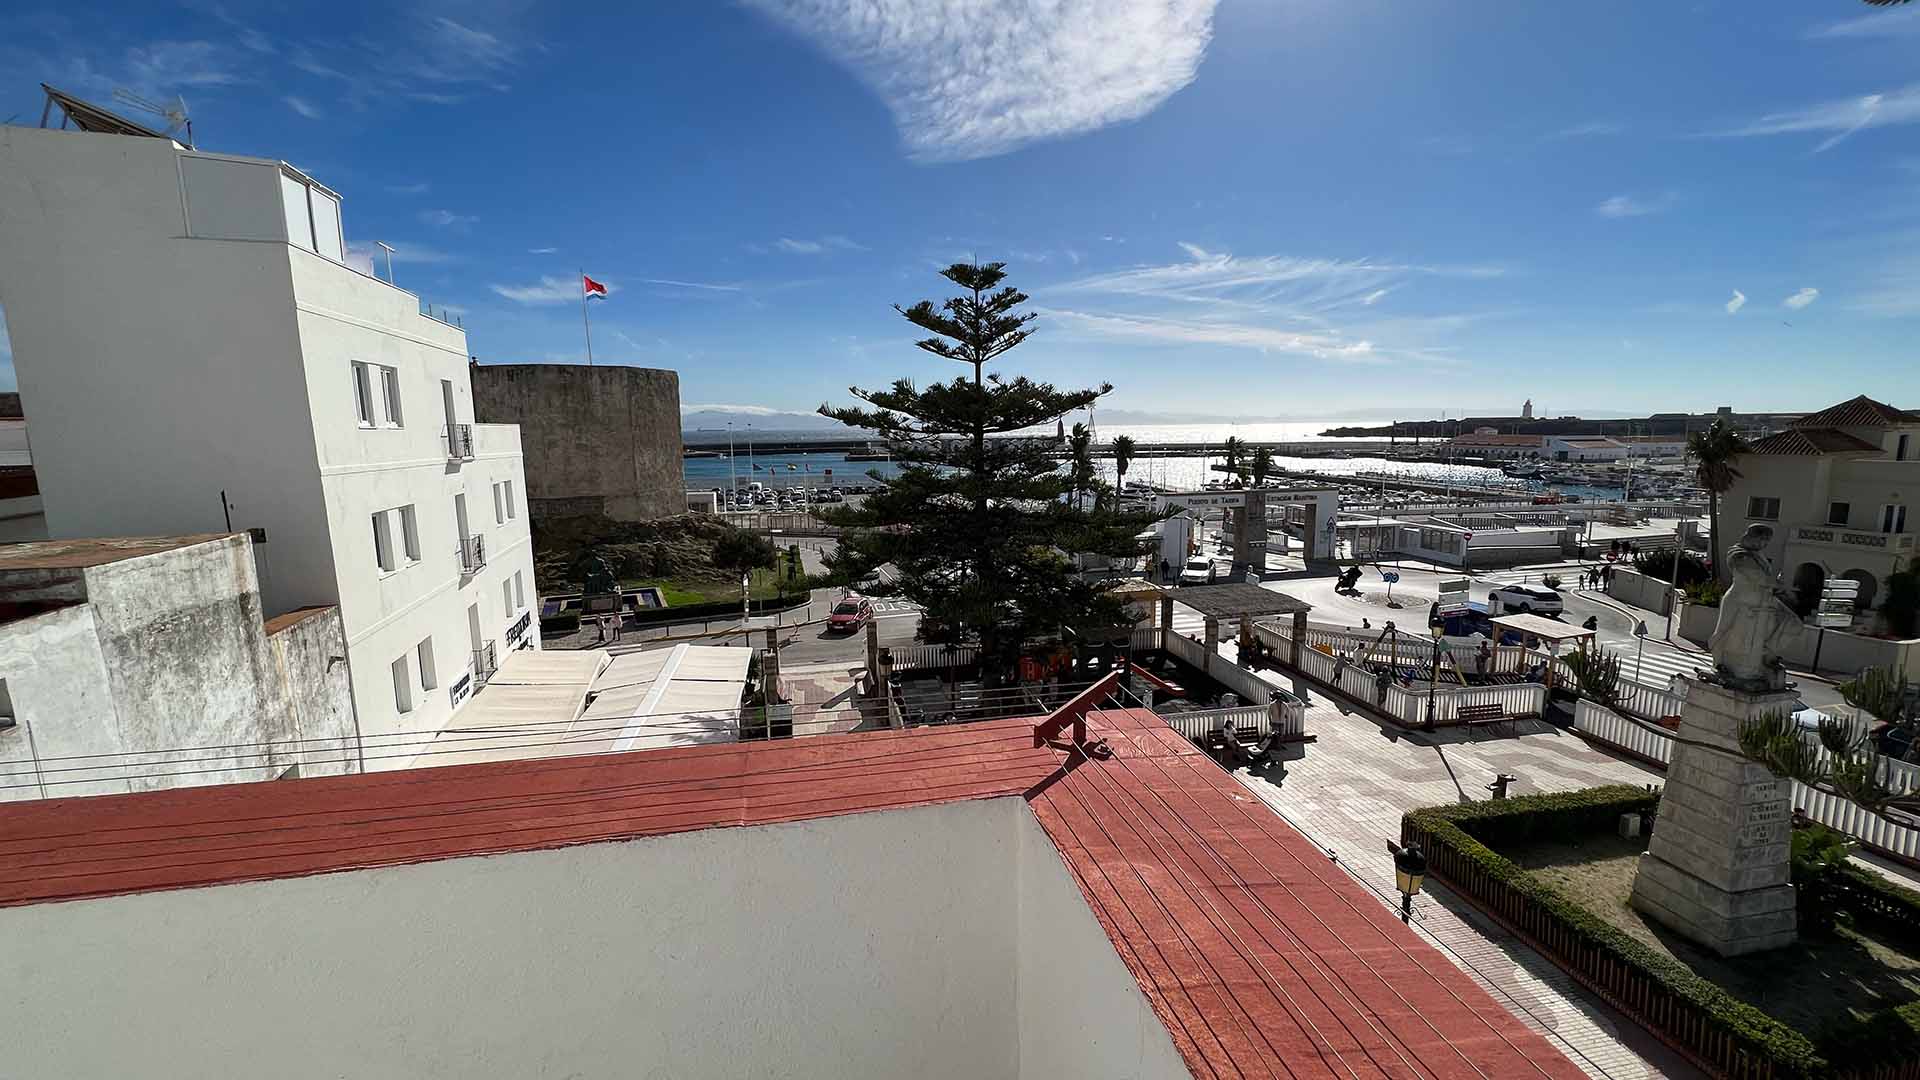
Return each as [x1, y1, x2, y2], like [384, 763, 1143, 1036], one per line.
[124, 40, 238, 91]
[285, 13, 531, 112]
[528, 246, 558, 254]
[386, 182, 430, 196]
[418, 208, 477, 228]
[491, 275, 608, 304]
[637, 278, 743, 292]
[1726, 289, 1747, 315]
[1363, 289, 1390, 306]
[1549, 121, 1623, 139]
[1046, 308, 1381, 360]
[1595, 192, 1676, 218]
[346, 241, 457, 271]
[760, 235, 866, 255]
[1807, 6, 1920, 39]
[1057, 243, 1501, 309]
[1710, 85, 1920, 153]
[284, 96, 321, 120]
[742, 0, 1217, 162]
[1783, 287, 1820, 310]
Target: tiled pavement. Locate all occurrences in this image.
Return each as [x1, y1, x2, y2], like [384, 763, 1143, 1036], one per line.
[1228, 696, 1707, 1080]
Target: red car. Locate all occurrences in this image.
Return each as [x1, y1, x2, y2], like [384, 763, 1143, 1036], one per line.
[827, 594, 874, 634]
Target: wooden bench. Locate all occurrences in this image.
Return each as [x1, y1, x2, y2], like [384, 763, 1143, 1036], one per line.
[1456, 702, 1513, 733]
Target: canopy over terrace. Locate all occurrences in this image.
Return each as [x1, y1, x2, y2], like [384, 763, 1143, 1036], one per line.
[1490, 612, 1596, 647]
[1163, 582, 1313, 650]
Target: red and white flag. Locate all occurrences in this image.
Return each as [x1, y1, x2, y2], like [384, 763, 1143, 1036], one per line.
[582, 274, 608, 300]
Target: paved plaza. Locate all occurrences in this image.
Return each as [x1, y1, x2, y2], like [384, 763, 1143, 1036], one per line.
[1232, 696, 1705, 1079]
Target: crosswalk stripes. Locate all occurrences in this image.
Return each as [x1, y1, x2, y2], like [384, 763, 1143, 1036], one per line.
[1605, 640, 1710, 690]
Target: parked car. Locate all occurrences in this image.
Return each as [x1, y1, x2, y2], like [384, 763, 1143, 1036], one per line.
[1487, 585, 1564, 616]
[1178, 556, 1216, 586]
[827, 594, 874, 634]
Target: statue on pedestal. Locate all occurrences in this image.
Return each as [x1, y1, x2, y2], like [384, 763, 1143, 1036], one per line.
[1708, 525, 1802, 693]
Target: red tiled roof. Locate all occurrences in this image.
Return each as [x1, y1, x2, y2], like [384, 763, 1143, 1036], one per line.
[1789, 394, 1916, 430]
[0, 711, 1581, 1079]
[1746, 428, 1882, 456]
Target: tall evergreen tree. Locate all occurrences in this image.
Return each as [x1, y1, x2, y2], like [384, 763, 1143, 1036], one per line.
[816, 262, 1154, 681]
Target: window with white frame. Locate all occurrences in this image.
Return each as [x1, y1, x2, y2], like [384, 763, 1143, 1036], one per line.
[493, 481, 505, 525]
[399, 504, 421, 562]
[391, 654, 412, 714]
[372, 510, 396, 572]
[514, 571, 525, 610]
[417, 637, 438, 691]
[504, 480, 516, 520]
[352, 362, 375, 427]
[380, 366, 404, 427]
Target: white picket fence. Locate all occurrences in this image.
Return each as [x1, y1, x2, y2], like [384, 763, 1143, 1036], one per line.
[1159, 705, 1280, 742]
[1570, 698, 1920, 864]
[889, 644, 980, 673]
[1266, 624, 1547, 726]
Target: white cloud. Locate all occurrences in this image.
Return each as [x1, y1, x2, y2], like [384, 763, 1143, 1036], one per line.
[490, 275, 610, 304]
[637, 278, 743, 292]
[347, 241, 455, 268]
[742, 0, 1217, 162]
[1783, 287, 1820, 310]
[1058, 243, 1500, 309]
[1551, 121, 1622, 139]
[1045, 308, 1380, 361]
[418, 208, 477, 227]
[1808, 6, 1920, 39]
[528, 246, 558, 254]
[681, 403, 788, 416]
[768, 235, 864, 255]
[1726, 289, 1747, 315]
[124, 40, 237, 91]
[284, 96, 321, 120]
[777, 238, 823, 254]
[1711, 85, 1920, 153]
[1596, 193, 1675, 218]
[1362, 289, 1390, 306]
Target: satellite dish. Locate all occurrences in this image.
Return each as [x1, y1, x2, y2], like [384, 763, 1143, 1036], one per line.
[111, 88, 193, 146]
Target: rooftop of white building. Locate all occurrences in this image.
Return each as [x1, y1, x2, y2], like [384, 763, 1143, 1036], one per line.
[0, 709, 1584, 1079]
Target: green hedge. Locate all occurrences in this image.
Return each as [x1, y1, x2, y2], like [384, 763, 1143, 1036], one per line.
[1830, 862, 1920, 951]
[1819, 1000, 1920, 1072]
[1404, 787, 1827, 1078]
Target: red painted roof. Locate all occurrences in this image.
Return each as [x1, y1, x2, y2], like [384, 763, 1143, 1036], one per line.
[0, 710, 1581, 1079]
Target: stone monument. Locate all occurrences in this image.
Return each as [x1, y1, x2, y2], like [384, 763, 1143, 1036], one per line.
[1629, 525, 1799, 955]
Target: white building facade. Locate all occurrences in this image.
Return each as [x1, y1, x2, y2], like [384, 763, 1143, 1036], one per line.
[0, 122, 538, 752]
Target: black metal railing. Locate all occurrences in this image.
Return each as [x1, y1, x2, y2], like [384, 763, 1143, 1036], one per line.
[471, 642, 499, 688]
[443, 423, 475, 462]
[457, 534, 486, 574]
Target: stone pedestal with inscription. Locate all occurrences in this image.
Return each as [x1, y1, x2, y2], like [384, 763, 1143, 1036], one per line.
[1629, 678, 1798, 956]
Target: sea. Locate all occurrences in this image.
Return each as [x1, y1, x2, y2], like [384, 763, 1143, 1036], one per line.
[681, 420, 1625, 502]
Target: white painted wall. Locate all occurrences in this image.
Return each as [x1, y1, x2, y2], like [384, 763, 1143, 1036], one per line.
[0, 124, 539, 744]
[0, 604, 126, 801]
[0, 797, 1187, 1079]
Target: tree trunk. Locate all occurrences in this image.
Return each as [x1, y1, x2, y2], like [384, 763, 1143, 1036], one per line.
[1708, 491, 1724, 586]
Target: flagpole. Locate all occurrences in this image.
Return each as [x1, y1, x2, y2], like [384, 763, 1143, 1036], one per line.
[579, 268, 595, 367]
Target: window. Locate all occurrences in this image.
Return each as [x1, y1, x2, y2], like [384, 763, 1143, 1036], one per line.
[1746, 496, 1780, 520]
[372, 510, 396, 572]
[503, 578, 515, 614]
[417, 637, 438, 691]
[1884, 504, 1909, 534]
[1899, 433, 1912, 462]
[391, 655, 412, 714]
[280, 172, 313, 251]
[309, 187, 343, 262]
[514, 571, 525, 609]
[380, 366, 403, 427]
[352, 362, 374, 426]
[399, 504, 420, 562]
[1828, 502, 1851, 527]
[505, 480, 516, 520]
[493, 481, 505, 525]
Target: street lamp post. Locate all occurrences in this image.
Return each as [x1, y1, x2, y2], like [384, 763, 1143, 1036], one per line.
[1389, 840, 1427, 923]
[1633, 620, 1649, 686]
[1424, 621, 1444, 730]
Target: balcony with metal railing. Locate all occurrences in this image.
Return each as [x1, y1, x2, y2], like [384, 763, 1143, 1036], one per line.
[1790, 522, 1916, 557]
[471, 642, 498, 689]
[457, 534, 486, 575]
[443, 422, 475, 462]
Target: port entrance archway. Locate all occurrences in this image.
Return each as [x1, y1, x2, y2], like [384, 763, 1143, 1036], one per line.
[1152, 488, 1340, 571]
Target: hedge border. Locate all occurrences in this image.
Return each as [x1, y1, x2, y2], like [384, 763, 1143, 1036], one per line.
[1404, 786, 1826, 1079]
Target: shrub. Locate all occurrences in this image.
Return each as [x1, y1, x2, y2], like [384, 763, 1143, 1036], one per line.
[1633, 549, 1711, 588]
[1683, 579, 1726, 607]
[1405, 787, 1826, 1078]
[1564, 646, 1623, 707]
[1790, 824, 1856, 934]
[1819, 1000, 1920, 1073]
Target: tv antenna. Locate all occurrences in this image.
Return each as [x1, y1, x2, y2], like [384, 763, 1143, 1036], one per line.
[111, 88, 193, 146]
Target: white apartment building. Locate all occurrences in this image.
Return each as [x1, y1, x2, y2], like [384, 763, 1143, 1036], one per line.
[0, 112, 538, 751]
[1727, 395, 1918, 616]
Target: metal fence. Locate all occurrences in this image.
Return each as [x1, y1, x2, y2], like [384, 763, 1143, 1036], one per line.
[888, 644, 980, 673]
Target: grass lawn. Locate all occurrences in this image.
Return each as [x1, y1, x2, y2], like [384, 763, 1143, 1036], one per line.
[622, 571, 804, 607]
[1501, 832, 1920, 1035]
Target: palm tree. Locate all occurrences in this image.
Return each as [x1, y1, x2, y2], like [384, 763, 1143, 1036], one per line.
[1111, 435, 1137, 491]
[1221, 435, 1243, 479]
[1251, 446, 1274, 488]
[1067, 423, 1096, 510]
[1686, 420, 1751, 585]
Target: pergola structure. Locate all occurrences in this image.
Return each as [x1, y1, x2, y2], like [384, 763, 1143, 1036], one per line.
[1161, 582, 1313, 667]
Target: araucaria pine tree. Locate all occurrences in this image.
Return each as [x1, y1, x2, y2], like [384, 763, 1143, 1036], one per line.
[817, 262, 1154, 683]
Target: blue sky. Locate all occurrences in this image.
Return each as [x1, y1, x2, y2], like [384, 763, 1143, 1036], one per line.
[4, 0, 1919, 421]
